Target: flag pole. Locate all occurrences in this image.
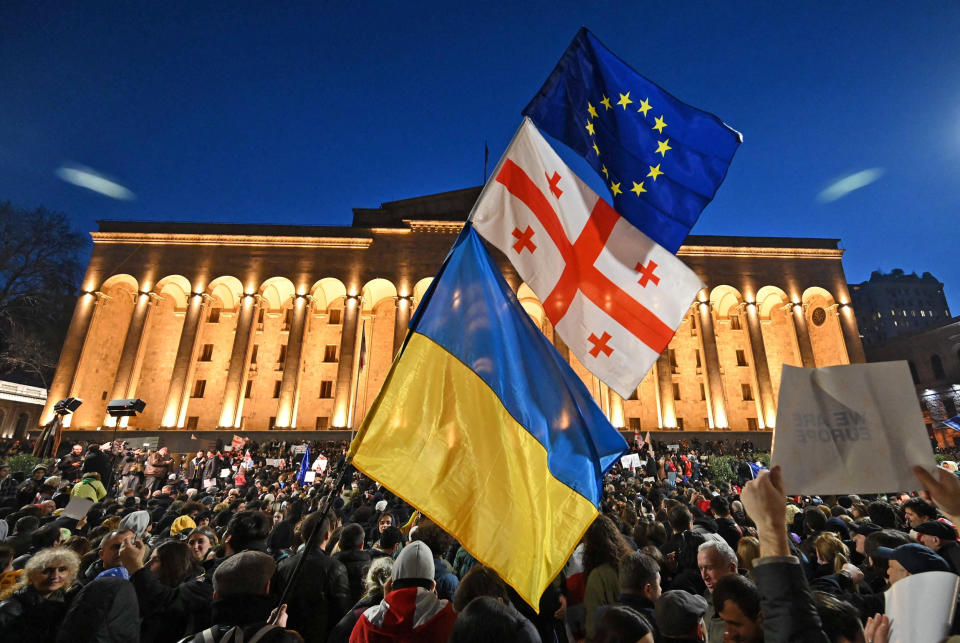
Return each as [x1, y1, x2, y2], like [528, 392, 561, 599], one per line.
[270, 452, 353, 620]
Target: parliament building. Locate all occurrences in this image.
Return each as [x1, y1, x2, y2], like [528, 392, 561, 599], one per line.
[39, 187, 865, 438]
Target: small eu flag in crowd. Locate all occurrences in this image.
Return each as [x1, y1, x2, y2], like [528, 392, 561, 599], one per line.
[523, 27, 742, 253]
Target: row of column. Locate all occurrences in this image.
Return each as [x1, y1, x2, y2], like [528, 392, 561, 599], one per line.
[43, 283, 862, 431]
[43, 288, 420, 430]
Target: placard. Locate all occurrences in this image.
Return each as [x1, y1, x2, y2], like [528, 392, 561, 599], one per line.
[771, 362, 938, 494]
[62, 496, 94, 520]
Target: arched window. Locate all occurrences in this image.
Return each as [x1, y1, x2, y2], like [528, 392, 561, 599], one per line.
[931, 354, 946, 380]
[908, 360, 919, 384]
[14, 413, 28, 439]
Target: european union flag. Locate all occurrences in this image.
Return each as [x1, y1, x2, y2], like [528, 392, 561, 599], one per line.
[523, 27, 742, 253]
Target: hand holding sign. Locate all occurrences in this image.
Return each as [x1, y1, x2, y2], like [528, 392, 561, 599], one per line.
[771, 362, 938, 495]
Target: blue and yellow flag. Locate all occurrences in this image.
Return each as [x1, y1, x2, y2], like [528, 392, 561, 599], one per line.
[348, 225, 626, 608]
[523, 27, 742, 253]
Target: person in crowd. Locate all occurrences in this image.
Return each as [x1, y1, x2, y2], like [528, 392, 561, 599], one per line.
[186, 526, 219, 565]
[696, 540, 738, 642]
[594, 605, 655, 643]
[736, 537, 760, 579]
[140, 540, 204, 643]
[5, 515, 40, 556]
[447, 595, 541, 643]
[179, 550, 301, 642]
[583, 514, 635, 641]
[273, 511, 351, 642]
[57, 444, 85, 483]
[913, 520, 960, 574]
[655, 590, 708, 643]
[370, 525, 403, 560]
[82, 444, 112, 484]
[710, 496, 743, 551]
[144, 447, 174, 494]
[333, 522, 374, 605]
[57, 575, 141, 643]
[350, 540, 457, 642]
[615, 551, 661, 639]
[71, 470, 107, 502]
[872, 542, 951, 586]
[119, 448, 146, 495]
[408, 521, 458, 602]
[17, 464, 48, 506]
[711, 574, 763, 643]
[185, 451, 205, 491]
[902, 496, 939, 528]
[328, 556, 394, 643]
[0, 546, 81, 641]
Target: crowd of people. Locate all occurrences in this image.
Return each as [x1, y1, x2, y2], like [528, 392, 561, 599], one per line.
[0, 434, 958, 643]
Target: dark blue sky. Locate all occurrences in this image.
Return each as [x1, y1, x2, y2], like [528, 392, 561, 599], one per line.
[3, 3, 959, 308]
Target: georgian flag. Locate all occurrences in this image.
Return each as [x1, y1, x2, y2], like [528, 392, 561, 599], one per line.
[471, 118, 703, 399]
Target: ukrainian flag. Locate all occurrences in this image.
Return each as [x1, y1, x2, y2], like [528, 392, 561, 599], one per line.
[349, 225, 626, 608]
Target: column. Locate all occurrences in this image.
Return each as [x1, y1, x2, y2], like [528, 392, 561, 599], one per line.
[41, 291, 103, 425]
[743, 303, 776, 428]
[218, 294, 260, 428]
[791, 304, 817, 367]
[837, 303, 866, 363]
[698, 300, 728, 428]
[275, 296, 309, 428]
[108, 292, 154, 403]
[161, 293, 208, 427]
[608, 389, 625, 429]
[332, 295, 361, 428]
[393, 295, 412, 356]
[656, 352, 675, 428]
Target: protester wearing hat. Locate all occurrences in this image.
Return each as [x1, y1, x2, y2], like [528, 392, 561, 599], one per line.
[0, 462, 16, 503]
[655, 589, 708, 642]
[913, 521, 960, 574]
[15, 464, 48, 506]
[872, 542, 952, 586]
[170, 515, 197, 537]
[350, 540, 456, 642]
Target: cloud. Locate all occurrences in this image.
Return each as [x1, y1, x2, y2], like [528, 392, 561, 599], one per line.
[55, 163, 136, 200]
[817, 168, 884, 203]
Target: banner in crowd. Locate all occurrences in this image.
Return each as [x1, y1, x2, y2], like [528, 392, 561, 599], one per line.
[771, 362, 938, 494]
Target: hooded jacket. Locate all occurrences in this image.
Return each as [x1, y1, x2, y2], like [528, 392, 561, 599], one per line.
[349, 587, 456, 643]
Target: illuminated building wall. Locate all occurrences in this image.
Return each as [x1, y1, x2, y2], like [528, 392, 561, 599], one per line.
[41, 187, 864, 433]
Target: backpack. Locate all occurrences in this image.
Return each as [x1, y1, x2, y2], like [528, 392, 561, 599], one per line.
[182, 623, 278, 643]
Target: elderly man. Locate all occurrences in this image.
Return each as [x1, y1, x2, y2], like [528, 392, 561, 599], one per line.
[914, 520, 960, 574]
[80, 528, 136, 584]
[697, 540, 739, 642]
[873, 542, 951, 586]
[144, 446, 174, 493]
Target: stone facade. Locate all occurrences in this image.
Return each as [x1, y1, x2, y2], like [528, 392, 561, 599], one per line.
[41, 187, 864, 435]
[865, 317, 960, 447]
[0, 380, 47, 439]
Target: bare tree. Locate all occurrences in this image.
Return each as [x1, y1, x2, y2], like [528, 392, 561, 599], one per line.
[0, 201, 86, 386]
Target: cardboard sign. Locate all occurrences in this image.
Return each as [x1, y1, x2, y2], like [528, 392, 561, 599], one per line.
[619, 453, 641, 469]
[265, 458, 282, 467]
[303, 471, 316, 483]
[290, 445, 307, 454]
[771, 362, 938, 494]
[312, 455, 328, 472]
[62, 496, 94, 520]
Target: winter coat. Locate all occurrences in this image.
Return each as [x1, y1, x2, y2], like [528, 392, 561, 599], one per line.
[144, 453, 172, 478]
[349, 587, 456, 643]
[70, 476, 107, 502]
[327, 591, 383, 643]
[333, 549, 373, 605]
[57, 577, 140, 643]
[0, 584, 76, 642]
[752, 556, 830, 643]
[584, 563, 619, 641]
[433, 557, 458, 602]
[176, 594, 301, 643]
[271, 548, 351, 643]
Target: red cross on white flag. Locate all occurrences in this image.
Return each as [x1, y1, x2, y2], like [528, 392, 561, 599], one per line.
[470, 118, 703, 399]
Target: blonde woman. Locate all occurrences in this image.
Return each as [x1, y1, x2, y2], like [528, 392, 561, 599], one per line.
[737, 536, 761, 579]
[0, 547, 81, 640]
[814, 532, 849, 575]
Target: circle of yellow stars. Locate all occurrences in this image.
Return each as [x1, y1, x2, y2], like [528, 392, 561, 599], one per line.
[584, 91, 671, 201]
